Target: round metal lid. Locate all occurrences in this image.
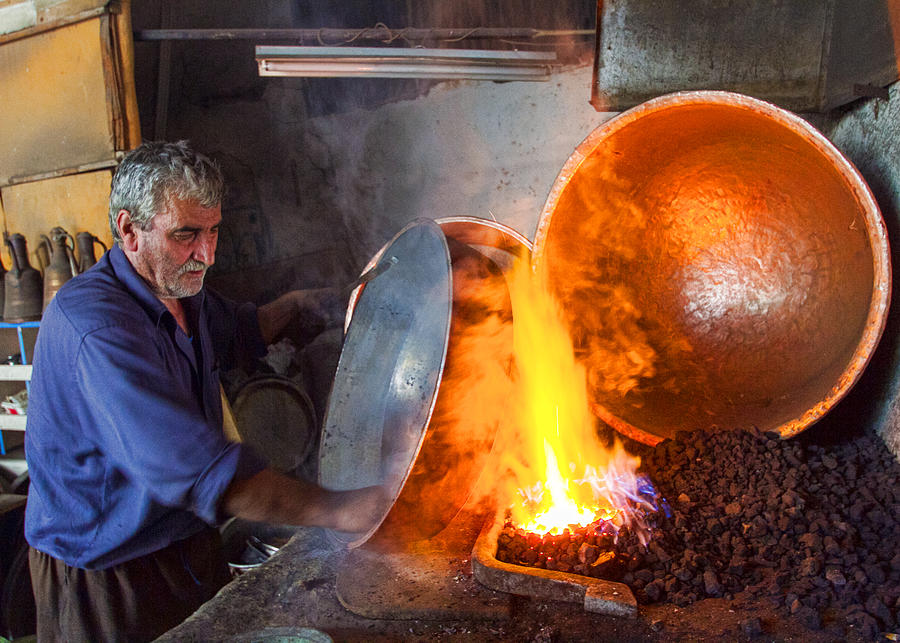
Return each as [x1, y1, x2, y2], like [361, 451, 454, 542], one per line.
[231, 375, 316, 475]
[317, 218, 453, 547]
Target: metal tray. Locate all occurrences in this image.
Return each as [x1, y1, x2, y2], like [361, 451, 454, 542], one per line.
[318, 219, 453, 547]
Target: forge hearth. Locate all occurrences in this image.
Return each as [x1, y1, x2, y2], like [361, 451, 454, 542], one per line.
[479, 425, 900, 640]
[161, 420, 899, 642]
[472, 512, 638, 617]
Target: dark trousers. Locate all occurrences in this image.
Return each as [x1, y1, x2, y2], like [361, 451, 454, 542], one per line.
[29, 527, 231, 643]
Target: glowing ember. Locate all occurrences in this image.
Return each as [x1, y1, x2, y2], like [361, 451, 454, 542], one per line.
[516, 439, 605, 534]
[500, 255, 661, 544]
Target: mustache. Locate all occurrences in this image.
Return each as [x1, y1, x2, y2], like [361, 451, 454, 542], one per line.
[178, 259, 208, 274]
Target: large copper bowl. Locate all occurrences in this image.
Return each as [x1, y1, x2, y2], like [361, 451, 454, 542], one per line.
[532, 91, 891, 445]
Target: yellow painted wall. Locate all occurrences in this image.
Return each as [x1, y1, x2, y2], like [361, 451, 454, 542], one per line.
[0, 169, 114, 272]
[0, 0, 139, 273]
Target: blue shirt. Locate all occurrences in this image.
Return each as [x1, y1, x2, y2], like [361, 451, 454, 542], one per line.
[24, 245, 267, 569]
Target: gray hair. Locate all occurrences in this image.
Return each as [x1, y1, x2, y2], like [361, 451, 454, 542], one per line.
[108, 140, 225, 244]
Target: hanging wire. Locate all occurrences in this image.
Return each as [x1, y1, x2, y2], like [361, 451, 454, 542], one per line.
[439, 27, 482, 43]
[304, 23, 593, 48]
[316, 23, 416, 47]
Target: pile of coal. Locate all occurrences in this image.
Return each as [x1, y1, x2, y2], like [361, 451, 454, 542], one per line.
[497, 427, 900, 639]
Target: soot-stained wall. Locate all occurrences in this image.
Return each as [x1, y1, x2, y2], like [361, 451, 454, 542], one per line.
[160, 66, 607, 302]
[130, 2, 900, 458]
[825, 82, 900, 459]
[131, 0, 600, 304]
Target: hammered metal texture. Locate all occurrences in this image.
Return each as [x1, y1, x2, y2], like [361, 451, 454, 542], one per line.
[532, 91, 891, 444]
[325, 217, 531, 548]
[319, 218, 453, 548]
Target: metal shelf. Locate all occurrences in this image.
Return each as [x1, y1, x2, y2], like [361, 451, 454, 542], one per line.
[0, 415, 26, 431]
[0, 365, 32, 380]
[0, 321, 38, 453]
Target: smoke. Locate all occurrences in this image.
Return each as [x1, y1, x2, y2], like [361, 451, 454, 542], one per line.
[367, 203, 661, 544]
[374, 236, 518, 542]
[538, 152, 664, 413]
[442, 243, 648, 537]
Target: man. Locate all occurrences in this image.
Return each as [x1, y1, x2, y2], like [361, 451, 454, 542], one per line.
[24, 141, 381, 642]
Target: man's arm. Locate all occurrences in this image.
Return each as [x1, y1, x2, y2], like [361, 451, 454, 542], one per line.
[221, 468, 385, 534]
[257, 287, 343, 344]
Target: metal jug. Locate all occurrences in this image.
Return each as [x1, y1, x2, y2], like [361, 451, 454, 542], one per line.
[34, 240, 50, 276]
[75, 231, 107, 273]
[40, 227, 77, 311]
[3, 233, 43, 322]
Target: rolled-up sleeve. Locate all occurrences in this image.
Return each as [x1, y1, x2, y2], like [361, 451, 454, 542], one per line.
[74, 323, 263, 525]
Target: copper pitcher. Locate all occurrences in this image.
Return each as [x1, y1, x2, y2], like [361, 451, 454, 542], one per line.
[40, 227, 77, 311]
[75, 231, 107, 273]
[3, 233, 43, 322]
[34, 241, 50, 275]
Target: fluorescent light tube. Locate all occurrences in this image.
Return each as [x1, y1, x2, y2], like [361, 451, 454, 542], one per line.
[255, 46, 556, 81]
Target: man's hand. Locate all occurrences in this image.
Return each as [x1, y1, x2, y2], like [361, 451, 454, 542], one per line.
[329, 484, 390, 534]
[257, 287, 344, 344]
[295, 287, 344, 328]
[221, 468, 387, 533]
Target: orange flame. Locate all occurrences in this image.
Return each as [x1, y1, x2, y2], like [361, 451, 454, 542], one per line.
[500, 255, 647, 538]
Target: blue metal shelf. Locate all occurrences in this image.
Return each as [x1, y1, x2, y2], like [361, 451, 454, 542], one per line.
[0, 320, 40, 455]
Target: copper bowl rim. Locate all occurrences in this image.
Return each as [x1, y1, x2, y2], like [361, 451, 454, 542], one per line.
[531, 90, 892, 444]
[345, 216, 533, 333]
[333, 216, 532, 547]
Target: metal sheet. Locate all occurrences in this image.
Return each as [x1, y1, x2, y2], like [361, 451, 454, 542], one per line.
[591, 0, 900, 113]
[329, 217, 531, 549]
[318, 219, 453, 547]
[366, 217, 529, 546]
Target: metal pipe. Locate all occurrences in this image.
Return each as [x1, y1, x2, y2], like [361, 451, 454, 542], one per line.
[133, 27, 593, 43]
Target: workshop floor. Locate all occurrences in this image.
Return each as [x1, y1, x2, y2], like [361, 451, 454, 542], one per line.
[157, 524, 870, 642]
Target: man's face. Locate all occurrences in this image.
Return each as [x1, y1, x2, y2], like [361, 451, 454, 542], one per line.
[129, 196, 221, 299]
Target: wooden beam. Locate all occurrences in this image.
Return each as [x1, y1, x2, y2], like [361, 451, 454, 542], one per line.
[3, 158, 119, 189]
[0, 0, 108, 45]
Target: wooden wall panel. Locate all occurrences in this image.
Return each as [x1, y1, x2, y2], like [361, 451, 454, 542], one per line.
[0, 17, 115, 185]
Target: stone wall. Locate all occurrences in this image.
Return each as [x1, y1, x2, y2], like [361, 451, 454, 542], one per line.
[169, 63, 609, 303]
[825, 81, 900, 459]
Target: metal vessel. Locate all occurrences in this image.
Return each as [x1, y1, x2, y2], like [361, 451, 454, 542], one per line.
[3, 233, 43, 322]
[321, 217, 531, 549]
[41, 227, 77, 310]
[318, 219, 453, 548]
[75, 231, 107, 273]
[531, 91, 891, 444]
